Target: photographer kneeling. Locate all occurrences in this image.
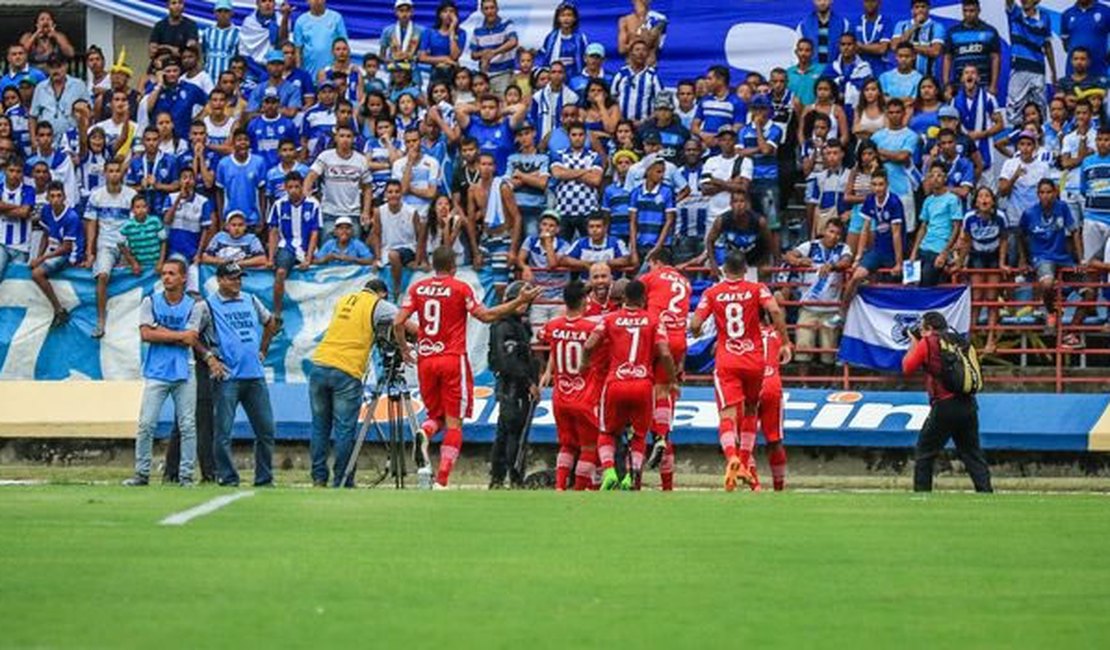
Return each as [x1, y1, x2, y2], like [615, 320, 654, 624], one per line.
[902, 311, 993, 493]
[309, 279, 401, 487]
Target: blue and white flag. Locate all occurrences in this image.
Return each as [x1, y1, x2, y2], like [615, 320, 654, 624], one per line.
[838, 286, 971, 372]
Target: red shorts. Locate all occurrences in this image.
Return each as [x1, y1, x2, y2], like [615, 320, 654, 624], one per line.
[416, 354, 474, 421]
[553, 400, 599, 448]
[599, 379, 653, 436]
[713, 366, 763, 410]
[758, 392, 783, 443]
[655, 330, 688, 384]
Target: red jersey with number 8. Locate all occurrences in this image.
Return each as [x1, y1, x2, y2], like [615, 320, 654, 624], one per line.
[541, 315, 598, 403]
[641, 266, 692, 333]
[593, 307, 666, 382]
[403, 274, 480, 357]
[695, 278, 771, 371]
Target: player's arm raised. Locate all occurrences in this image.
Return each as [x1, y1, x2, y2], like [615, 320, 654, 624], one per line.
[470, 284, 541, 323]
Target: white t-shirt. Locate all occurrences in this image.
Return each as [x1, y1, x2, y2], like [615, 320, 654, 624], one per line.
[791, 238, 854, 312]
[390, 154, 441, 212]
[310, 149, 370, 217]
[1061, 129, 1097, 196]
[378, 201, 419, 251]
[700, 153, 753, 216]
[999, 157, 1049, 227]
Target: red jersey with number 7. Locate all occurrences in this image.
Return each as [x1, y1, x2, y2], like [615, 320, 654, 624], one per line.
[402, 274, 481, 357]
[592, 307, 666, 382]
[540, 315, 598, 404]
[641, 265, 692, 333]
[695, 278, 772, 372]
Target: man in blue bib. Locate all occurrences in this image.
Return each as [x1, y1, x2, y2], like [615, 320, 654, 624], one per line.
[205, 260, 278, 487]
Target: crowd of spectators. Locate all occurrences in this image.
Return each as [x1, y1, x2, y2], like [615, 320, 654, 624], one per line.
[0, 0, 1108, 361]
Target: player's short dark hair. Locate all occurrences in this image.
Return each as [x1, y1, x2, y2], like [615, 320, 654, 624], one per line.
[385, 179, 402, 190]
[825, 218, 845, 233]
[922, 311, 947, 331]
[143, 126, 159, 138]
[707, 65, 730, 84]
[563, 280, 587, 310]
[624, 279, 646, 306]
[164, 257, 188, 275]
[478, 93, 500, 105]
[233, 128, 249, 140]
[131, 194, 148, 207]
[432, 246, 456, 272]
[811, 113, 831, 127]
[895, 42, 915, 53]
[284, 171, 304, 184]
[724, 249, 747, 275]
[649, 248, 673, 266]
[46, 180, 65, 194]
[871, 168, 889, 181]
[937, 128, 956, 140]
[364, 278, 388, 295]
[460, 136, 478, 149]
[35, 121, 53, 133]
[6, 156, 22, 170]
[1037, 178, 1057, 192]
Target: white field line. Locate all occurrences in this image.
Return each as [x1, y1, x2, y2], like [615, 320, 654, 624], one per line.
[159, 491, 256, 526]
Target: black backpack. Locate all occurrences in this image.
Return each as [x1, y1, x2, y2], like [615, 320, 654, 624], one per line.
[930, 330, 983, 396]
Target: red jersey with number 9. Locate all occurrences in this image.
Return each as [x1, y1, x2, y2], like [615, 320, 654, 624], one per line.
[593, 307, 666, 382]
[641, 265, 692, 333]
[402, 274, 480, 357]
[695, 278, 771, 371]
[540, 315, 598, 403]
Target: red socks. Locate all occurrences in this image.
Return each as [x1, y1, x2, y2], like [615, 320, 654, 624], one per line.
[555, 445, 576, 491]
[574, 447, 597, 491]
[738, 414, 758, 469]
[769, 445, 787, 491]
[598, 434, 616, 469]
[651, 393, 672, 439]
[660, 440, 675, 491]
[718, 418, 739, 460]
[436, 427, 462, 486]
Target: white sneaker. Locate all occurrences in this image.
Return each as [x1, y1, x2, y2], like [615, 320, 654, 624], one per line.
[432, 482, 448, 490]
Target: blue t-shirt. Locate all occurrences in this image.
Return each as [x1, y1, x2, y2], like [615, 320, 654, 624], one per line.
[465, 117, 516, 175]
[1007, 4, 1051, 73]
[419, 27, 467, 61]
[1020, 200, 1076, 265]
[150, 83, 207, 139]
[318, 237, 372, 262]
[247, 80, 303, 114]
[504, 152, 550, 209]
[1063, 3, 1110, 76]
[206, 291, 271, 380]
[564, 235, 629, 265]
[918, 192, 962, 254]
[215, 154, 268, 225]
[861, 193, 905, 258]
[165, 191, 213, 260]
[870, 127, 919, 196]
[1079, 153, 1110, 226]
[854, 13, 893, 74]
[267, 196, 321, 255]
[944, 20, 1002, 84]
[695, 94, 747, 136]
[40, 204, 84, 264]
[292, 9, 348, 77]
[738, 122, 783, 180]
[205, 230, 265, 261]
[247, 115, 300, 169]
[629, 183, 676, 248]
[265, 162, 311, 202]
[601, 182, 632, 239]
[879, 69, 922, 100]
[127, 152, 178, 216]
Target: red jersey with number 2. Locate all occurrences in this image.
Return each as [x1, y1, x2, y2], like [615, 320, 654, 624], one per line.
[642, 266, 692, 334]
[541, 315, 598, 404]
[403, 274, 480, 357]
[695, 278, 772, 372]
[593, 307, 666, 382]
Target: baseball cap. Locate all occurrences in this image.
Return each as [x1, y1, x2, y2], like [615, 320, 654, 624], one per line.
[1016, 130, 1038, 143]
[318, 79, 336, 90]
[540, 208, 561, 223]
[515, 120, 536, 133]
[335, 216, 355, 228]
[214, 0, 234, 11]
[395, 0, 413, 7]
[586, 43, 605, 58]
[216, 261, 244, 278]
[716, 125, 737, 138]
[265, 49, 284, 64]
[262, 86, 280, 100]
[654, 92, 675, 110]
[938, 105, 959, 120]
[504, 280, 529, 303]
[642, 131, 662, 145]
[644, 153, 666, 168]
[749, 94, 772, 110]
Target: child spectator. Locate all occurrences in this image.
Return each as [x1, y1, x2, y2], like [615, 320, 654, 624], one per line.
[372, 179, 422, 299]
[266, 170, 320, 325]
[316, 216, 372, 265]
[119, 194, 166, 275]
[200, 210, 267, 266]
[84, 158, 137, 338]
[910, 162, 964, 287]
[956, 186, 1008, 354]
[560, 213, 632, 271]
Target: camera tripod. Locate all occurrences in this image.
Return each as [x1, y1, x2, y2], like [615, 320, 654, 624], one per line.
[340, 355, 429, 489]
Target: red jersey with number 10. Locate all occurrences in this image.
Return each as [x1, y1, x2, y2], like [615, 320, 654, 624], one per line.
[541, 315, 598, 403]
[695, 278, 772, 371]
[641, 265, 692, 333]
[761, 325, 783, 397]
[593, 307, 666, 382]
[402, 274, 480, 357]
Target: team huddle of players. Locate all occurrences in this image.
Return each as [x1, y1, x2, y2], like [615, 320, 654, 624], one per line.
[395, 245, 792, 491]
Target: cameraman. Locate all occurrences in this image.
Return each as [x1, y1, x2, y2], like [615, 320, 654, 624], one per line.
[488, 281, 540, 488]
[309, 279, 401, 488]
[902, 311, 993, 493]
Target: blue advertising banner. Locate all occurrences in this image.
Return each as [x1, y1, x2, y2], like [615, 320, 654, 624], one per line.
[79, 0, 1077, 97]
[184, 386, 1110, 452]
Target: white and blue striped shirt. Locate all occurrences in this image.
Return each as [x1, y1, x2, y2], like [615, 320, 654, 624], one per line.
[0, 182, 34, 250]
[611, 65, 663, 123]
[201, 25, 241, 80]
[267, 195, 321, 256]
[472, 18, 518, 76]
[83, 185, 138, 249]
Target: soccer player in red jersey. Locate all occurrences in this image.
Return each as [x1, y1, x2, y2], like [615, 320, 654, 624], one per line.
[690, 250, 790, 492]
[584, 279, 675, 491]
[750, 321, 791, 491]
[539, 281, 600, 491]
[583, 262, 618, 317]
[640, 248, 691, 490]
[394, 247, 539, 488]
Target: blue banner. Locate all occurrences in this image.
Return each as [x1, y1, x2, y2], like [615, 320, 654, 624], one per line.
[181, 386, 1110, 452]
[79, 0, 1075, 96]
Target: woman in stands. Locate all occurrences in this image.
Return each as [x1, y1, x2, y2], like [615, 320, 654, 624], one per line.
[844, 141, 879, 255]
[852, 79, 887, 141]
[801, 77, 850, 149]
[908, 76, 943, 136]
[956, 186, 1008, 355]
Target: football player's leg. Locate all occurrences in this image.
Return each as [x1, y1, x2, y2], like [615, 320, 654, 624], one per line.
[762, 394, 787, 491]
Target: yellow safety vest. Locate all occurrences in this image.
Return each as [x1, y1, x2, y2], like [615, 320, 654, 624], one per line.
[312, 290, 381, 380]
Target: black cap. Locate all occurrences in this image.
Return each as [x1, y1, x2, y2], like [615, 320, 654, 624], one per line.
[641, 131, 662, 145]
[216, 261, 244, 278]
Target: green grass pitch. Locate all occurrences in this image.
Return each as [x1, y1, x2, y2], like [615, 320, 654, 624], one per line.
[2, 486, 1109, 649]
